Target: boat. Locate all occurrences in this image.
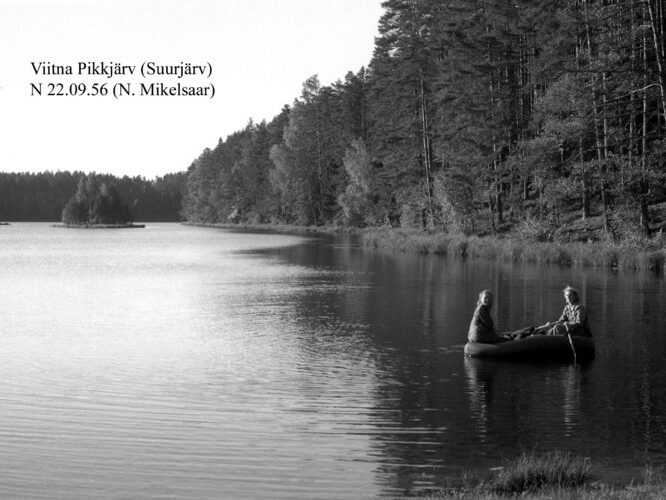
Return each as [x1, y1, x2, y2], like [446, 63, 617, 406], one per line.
[464, 335, 595, 363]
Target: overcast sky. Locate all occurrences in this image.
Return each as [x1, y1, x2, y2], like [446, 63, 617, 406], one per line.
[0, 0, 382, 178]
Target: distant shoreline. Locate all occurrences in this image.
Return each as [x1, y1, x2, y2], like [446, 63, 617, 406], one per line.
[52, 223, 146, 229]
[181, 221, 349, 235]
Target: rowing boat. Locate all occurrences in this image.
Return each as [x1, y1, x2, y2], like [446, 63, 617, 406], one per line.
[464, 335, 595, 362]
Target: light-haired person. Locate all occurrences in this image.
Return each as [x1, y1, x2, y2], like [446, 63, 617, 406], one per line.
[540, 285, 592, 337]
[468, 290, 512, 344]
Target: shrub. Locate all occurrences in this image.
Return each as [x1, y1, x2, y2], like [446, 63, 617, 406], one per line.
[433, 170, 476, 235]
[512, 216, 553, 242]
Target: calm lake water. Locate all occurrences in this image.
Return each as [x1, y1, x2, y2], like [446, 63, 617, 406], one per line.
[1, 222, 665, 498]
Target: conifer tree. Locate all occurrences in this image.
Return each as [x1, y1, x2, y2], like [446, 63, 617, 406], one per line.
[367, 0, 441, 228]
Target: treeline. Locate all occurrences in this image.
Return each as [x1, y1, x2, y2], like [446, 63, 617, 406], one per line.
[182, 0, 666, 243]
[0, 171, 186, 222]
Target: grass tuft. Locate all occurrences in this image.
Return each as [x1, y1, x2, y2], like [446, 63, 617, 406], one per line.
[487, 451, 593, 495]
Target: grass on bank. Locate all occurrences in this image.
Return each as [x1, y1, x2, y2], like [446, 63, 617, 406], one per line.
[361, 227, 666, 271]
[425, 451, 666, 499]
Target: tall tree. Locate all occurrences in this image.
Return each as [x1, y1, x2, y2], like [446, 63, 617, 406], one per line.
[367, 0, 441, 228]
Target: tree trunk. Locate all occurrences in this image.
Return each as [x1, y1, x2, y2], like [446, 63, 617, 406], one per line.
[306, 178, 317, 226]
[583, 0, 611, 235]
[640, 197, 651, 235]
[493, 142, 503, 225]
[641, 6, 648, 171]
[627, 0, 637, 191]
[314, 100, 324, 223]
[601, 72, 611, 232]
[419, 72, 434, 224]
[523, 178, 528, 202]
[647, 0, 666, 127]
[579, 139, 590, 219]
[641, 6, 653, 236]
[487, 186, 497, 234]
[487, 36, 503, 228]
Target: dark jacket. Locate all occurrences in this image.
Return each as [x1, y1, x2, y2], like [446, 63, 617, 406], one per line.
[468, 304, 505, 343]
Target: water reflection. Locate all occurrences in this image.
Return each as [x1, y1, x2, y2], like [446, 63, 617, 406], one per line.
[464, 357, 493, 442]
[464, 358, 592, 443]
[268, 235, 666, 491]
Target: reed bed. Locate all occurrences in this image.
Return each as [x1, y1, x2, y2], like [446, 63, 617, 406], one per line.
[361, 228, 666, 271]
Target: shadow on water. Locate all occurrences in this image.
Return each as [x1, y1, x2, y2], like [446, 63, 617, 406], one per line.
[258, 233, 666, 494]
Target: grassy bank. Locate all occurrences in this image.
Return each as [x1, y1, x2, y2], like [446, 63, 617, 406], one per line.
[424, 452, 666, 499]
[361, 227, 666, 271]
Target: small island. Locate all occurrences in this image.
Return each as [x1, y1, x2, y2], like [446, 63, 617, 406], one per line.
[58, 174, 144, 228]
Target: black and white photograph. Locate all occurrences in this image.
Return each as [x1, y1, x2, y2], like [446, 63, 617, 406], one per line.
[1, 0, 666, 498]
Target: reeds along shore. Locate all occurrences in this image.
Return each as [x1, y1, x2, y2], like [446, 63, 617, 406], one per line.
[427, 451, 666, 499]
[360, 228, 666, 272]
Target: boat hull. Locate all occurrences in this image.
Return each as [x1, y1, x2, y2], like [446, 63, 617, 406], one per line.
[464, 335, 595, 363]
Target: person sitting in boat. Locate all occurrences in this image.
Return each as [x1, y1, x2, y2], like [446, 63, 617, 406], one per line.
[538, 285, 592, 337]
[468, 290, 512, 344]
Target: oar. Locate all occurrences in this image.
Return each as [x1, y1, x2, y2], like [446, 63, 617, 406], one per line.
[566, 331, 577, 364]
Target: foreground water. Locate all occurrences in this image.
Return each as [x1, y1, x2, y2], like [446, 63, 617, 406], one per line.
[0, 223, 665, 498]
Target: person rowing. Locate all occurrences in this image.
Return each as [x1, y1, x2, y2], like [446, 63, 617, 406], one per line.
[534, 285, 592, 337]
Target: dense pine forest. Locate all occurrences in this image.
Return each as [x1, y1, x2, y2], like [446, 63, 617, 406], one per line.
[183, 0, 666, 244]
[0, 171, 185, 222]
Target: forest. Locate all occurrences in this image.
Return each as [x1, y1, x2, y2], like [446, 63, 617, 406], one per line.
[0, 171, 186, 222]
[182, 0, 666, 244]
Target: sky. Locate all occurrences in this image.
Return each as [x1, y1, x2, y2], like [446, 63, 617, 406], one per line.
[0, 0, 383, 178]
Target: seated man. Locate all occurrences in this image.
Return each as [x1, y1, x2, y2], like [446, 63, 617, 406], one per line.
[540, 285, 592, 337]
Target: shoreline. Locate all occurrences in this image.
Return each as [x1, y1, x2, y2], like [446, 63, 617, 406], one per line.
[183, 222, 666, 272]
[52, 223, 146, 229]
[181, 221, 352, 235]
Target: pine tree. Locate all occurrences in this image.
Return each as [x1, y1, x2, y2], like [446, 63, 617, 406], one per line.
[367, 0, 441, 228]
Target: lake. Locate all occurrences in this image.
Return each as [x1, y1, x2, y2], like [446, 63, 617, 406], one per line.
[1, 222, 665, 498]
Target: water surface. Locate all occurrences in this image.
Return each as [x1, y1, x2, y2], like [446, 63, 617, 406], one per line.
[1, 223, 664, 497]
